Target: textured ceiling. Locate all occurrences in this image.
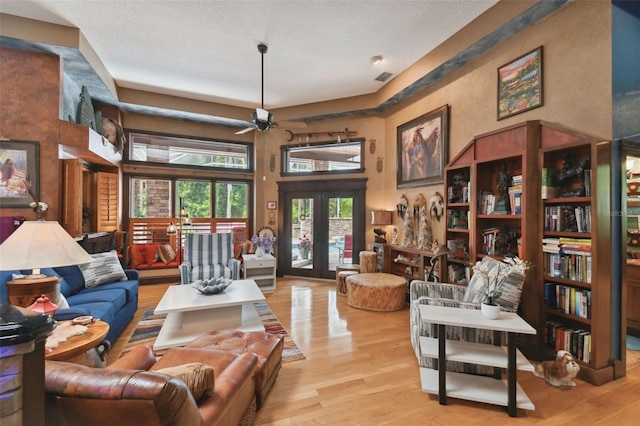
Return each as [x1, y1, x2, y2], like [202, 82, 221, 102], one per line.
[0, 1, 570, 127]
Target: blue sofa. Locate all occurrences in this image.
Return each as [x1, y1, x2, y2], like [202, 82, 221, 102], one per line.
[0, 266, 139, 344]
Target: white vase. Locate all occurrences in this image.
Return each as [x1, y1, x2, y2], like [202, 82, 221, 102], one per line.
[481, 303, 500, 319]
[255, 246, 264, 257]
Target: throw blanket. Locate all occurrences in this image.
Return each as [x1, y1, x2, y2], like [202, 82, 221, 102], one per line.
[46, 322, 87, 350]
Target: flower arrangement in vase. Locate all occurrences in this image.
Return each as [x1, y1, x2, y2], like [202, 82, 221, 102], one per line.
[251, 234, 274, 257]
[298, 234, 313, 259]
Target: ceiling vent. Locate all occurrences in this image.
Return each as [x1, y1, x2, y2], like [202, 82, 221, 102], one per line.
[375, 72, 393, 82]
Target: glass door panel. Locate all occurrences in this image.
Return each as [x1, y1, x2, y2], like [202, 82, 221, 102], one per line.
[291, 197, 314, 271]
[328, 196, 353, 272]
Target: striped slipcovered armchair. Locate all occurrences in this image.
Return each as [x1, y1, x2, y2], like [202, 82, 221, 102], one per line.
[179, 233, 240, 284]
[409, 256, 527, 374]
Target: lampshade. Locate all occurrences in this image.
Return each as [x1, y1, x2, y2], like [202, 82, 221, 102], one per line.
[371, 210, 392, 225]
[0, 221, 95, 271]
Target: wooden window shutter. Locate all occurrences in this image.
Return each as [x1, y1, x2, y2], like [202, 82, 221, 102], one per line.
[95, 172, 119, 232]
[62, 159, 83, 237]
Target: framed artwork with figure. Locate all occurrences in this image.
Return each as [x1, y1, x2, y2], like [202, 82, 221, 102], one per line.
[0, 140, 39, 207]
[397, 105, 448, 188]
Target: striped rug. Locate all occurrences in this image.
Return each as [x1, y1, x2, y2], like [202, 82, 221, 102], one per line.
[121, 302, 305, 363]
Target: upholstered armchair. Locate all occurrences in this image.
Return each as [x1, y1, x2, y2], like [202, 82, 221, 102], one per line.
[44, 345, 258, 426]
[409, 256, 527, 374]
[179, 233, 241, 284]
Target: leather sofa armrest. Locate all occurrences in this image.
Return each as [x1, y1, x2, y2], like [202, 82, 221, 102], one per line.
[45, 361, 202, 426]
[197, 351, 258, 424]
[107, 345, 156, 371]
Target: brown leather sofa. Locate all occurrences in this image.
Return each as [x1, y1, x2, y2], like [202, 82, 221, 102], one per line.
[44, 345, 258, 426]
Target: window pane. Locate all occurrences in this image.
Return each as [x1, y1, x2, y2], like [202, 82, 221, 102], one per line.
[285, 140, 363, 174]
[131, 178, 172, 218]
[215, 182, 248, 218]
[177, 181, 211, 218]
[130, 132, 250, 170]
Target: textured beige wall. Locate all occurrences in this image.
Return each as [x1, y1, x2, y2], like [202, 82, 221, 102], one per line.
[118, 1, 612, 247]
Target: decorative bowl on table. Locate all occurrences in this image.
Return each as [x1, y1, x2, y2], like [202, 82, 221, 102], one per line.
[192, 277, 233, 294]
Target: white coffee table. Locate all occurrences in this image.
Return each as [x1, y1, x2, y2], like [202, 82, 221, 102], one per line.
[153, 279, 266, 350]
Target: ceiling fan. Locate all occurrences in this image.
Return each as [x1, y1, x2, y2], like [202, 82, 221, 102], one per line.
[236, 43, 305, 134]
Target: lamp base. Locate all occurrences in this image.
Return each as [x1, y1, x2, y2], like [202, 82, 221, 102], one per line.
[6, 275, 61, 308]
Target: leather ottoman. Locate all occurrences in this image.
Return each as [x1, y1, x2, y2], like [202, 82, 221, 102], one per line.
[186, 330, 284, 408]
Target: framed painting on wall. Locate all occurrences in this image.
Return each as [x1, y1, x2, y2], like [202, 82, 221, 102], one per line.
[397, 104, 449, 188]
[497, 46, 543, 120]
[0, 140, 39, 207]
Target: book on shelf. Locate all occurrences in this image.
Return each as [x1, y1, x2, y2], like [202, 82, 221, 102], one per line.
[541, 168, 554, 186]
[541, 185, 558, 199]
[545, 321, 592, 363]
[584, 169, 591, 197]
[509, 191, 522, 215]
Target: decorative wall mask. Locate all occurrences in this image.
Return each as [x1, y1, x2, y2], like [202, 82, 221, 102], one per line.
[376, 157, 383, 173]
[369, 139, 376, 154]
[396, 194, 408, 220]
[270, 154, 276, 172]
[429, 191, 445, 221]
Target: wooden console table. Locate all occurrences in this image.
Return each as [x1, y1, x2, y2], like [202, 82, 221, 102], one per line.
[418, 304, 536, 417]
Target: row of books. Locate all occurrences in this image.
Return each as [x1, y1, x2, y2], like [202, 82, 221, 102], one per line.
[542, 237, 592, 253]
[544, 283, 591, 319]
[544, 321, 592, 363]
[508, 185, 522, 215]
[543, 205, 592, 233]
[543, 252, 592, 283]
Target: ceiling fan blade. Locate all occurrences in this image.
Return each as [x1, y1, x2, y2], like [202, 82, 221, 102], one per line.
[235, 126, 256, 135]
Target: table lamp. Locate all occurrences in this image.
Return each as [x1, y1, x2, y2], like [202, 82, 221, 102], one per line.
[0, 221, 95, 308]
[371, 210, 392, 243]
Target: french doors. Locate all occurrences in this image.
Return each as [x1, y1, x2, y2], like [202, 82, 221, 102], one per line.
[277, 179, 366, 279]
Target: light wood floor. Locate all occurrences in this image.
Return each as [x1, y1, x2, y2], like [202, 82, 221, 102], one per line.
[109, 277, 640, 425]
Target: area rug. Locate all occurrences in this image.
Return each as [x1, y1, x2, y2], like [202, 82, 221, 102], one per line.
[121, 302, 305, 363]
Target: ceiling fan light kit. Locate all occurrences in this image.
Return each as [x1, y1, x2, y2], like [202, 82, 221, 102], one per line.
[236, 43, 306, 135]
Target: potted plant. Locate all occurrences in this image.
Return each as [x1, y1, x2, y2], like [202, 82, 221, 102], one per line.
[481, 282, 503, 320]
[298, 235, 312, 259]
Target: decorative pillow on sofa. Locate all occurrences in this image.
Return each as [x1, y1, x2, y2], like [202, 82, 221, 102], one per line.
[154, 362, 215, 401]
[128, 244, 144, 268]
[157, 244, 177, 264]
[79, 250, 128, 288]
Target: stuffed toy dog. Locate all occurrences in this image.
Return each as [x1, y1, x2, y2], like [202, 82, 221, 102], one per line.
[532, 350, 580, 387]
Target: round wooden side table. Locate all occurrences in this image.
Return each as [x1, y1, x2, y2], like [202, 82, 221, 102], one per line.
[46, 320, 110, 367]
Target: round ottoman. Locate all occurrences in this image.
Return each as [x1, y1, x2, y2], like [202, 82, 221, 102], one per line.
[335, 263, 360, 290]
[359, 251, 378, 273]
[346, 273, 406, 311]
[337, 270, 359, 296]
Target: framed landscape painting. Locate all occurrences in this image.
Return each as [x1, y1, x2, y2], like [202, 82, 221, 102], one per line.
[397, 105, 449, 188]
[0, 140, 39, 207]
[497, 46, 543, 120]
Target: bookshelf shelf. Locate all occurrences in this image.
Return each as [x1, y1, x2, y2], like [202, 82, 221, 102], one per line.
[446, 228, 469, 234]
[544, 308, 592, 326]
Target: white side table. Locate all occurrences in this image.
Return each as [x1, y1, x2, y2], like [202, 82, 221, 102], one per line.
[418, 304, 536, 417]
[243, 253, 276, 293]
